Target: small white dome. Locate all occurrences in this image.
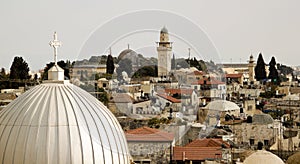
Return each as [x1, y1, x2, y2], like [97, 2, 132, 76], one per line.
[204, 100, 239, 112]
[244, 150, 284, 164]
[0, 82, 130, 163]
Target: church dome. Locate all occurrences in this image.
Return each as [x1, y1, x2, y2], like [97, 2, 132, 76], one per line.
[0, 81, 130, 163]
[243, 150, 284, 164]
[118, 48, 137, 61]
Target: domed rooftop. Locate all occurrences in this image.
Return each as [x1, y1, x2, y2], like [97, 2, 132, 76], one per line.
[0, 82, 130, 163]
[287, 152, 300, 164]
[0, 32, 130, 164]
[243, 150, 284, 164]
[160, 26, 168, 33]
[204, 100, 239, 112]
[253, 113, 274, 124]
[118, 48, 137, 61]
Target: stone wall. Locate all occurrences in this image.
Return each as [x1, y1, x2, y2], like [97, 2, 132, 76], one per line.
[128, 141, 172, 164]
[233, 123, 275, 148]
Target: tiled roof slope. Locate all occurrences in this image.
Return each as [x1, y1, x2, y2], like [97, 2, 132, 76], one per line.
[192, 78, 225, 85]
[173, 147, 222, 161]
[164, 88, 194, 95]
[126, 126, 174, 142]
[157, 94, 181, 103]
[225, 73, 243, 78]
[185, 138, 230, 148]
[173, 138, 230, 161]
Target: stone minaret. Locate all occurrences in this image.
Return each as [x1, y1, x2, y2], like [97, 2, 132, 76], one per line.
[157, 26, 172, 77]
[248, 54, 255, 82]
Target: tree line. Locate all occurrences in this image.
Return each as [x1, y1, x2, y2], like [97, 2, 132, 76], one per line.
[254, 53, 293, 84]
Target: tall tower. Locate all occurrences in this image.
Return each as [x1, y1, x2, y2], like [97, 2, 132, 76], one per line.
[248, 54, 255, 82]
[157, 26, 172, 77]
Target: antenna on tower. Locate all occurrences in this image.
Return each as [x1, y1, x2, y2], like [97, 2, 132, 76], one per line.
[188, 48, 191, 60]
[127, 44, 130, 49]
[109, 47, 112, 55]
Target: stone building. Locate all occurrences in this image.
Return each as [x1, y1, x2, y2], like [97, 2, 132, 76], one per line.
[232, 114, 275, 149]
[126, 126, 174, 164]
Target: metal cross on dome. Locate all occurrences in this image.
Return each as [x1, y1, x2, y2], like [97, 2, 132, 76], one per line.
[49, 32, 62, 65]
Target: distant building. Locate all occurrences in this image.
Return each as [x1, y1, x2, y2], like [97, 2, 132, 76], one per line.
[70, 64, 106, 80]
[225, 73, 244, 85]
[220, 55, 257, 84]
[192, 77, 226, 100]
[186, 70, 206, 84]
[97, 78, 109, 89]
[0, 93, 17, 110]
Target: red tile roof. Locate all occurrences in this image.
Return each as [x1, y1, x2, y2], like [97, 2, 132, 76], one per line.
[191, 78, 225, 85]
[173, 138, 230, 161]
[164, 88, 194, 95]
[185, 138, 230, 148]
[225, 73, 243, 78]
[157, 94, 181, 103]
[126, 127, 174, 142]
[188, 70, 205, 76]
[173, 147, 222, 161]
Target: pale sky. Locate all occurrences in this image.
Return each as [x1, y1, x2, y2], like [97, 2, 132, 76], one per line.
[1, 0, 300, 71]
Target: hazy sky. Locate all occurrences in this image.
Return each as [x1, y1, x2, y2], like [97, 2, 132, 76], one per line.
[1, 0, 300, 71]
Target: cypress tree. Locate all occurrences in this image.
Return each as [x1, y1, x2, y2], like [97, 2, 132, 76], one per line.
[106, 54, 115, 74]
[254, 53, 266, 81]
[171, 53, 176, 70]
[268, 56, 279, 83]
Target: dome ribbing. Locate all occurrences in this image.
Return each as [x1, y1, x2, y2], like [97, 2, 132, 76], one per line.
[0, 82, 130, 164]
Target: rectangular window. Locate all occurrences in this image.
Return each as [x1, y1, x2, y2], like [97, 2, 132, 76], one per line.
[264, 140, 269, 146]
[248, 105, 252, 111]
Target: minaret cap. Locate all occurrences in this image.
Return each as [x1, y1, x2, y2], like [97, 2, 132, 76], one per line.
[161, 26, 168, 33]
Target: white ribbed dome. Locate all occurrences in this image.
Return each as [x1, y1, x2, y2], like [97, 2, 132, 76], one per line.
[0, 82, 130, 164]
[204, 100, 239, 112]
[244, 150, 284, 164]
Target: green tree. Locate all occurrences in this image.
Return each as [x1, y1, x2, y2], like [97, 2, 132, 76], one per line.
[9, 56, 30, 79]
[189, 57, 205, 71]
[106, 54, 115, 74]
[97, 87, 109, 106]
[177, 60, 189, 68]
[116, 58, 132, 80]
[254, 53, 266, 81]
[42, 60, 71, 80]
[0, 68, 7, 79]
[132, 65, 157, 78]
[0, 68, 9, 89]
[268, 56, 279, 84]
